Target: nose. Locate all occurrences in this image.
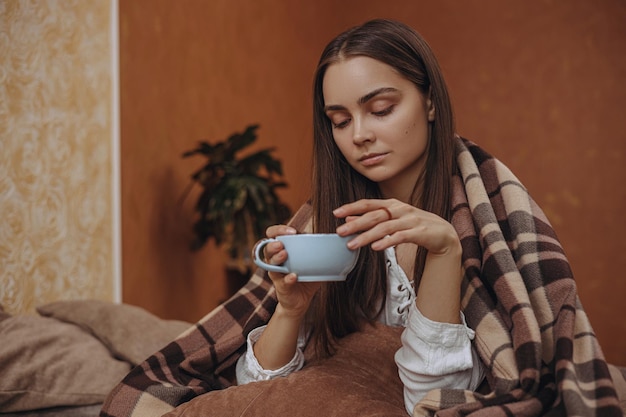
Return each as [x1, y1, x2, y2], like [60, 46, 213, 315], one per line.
[352, 118, 375, 145]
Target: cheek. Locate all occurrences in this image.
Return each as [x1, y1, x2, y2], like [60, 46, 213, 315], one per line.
[333, 134, 351, 156]
[404, 121, 417, 136]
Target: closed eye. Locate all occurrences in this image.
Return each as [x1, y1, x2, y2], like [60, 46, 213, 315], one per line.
[332, 118, 351, 129]
[326, 111, 351, 129]
[372, 105, 395, 117]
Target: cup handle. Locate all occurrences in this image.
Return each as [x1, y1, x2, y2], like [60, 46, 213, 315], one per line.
[253, 238, 290, 274]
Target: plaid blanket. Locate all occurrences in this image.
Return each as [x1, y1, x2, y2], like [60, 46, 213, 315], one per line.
[100, 138, 624, 417]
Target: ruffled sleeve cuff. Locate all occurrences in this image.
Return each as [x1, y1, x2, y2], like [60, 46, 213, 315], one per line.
[236, 325, 306, 385]
[396, 304, 475, 376]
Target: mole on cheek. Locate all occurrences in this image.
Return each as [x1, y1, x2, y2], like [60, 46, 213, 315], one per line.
[405, 122, 416, 135]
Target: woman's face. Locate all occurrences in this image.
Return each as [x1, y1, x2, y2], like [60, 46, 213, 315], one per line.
[322, 56, 434, 201]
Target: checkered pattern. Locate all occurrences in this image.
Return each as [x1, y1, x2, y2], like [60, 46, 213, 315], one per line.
[100, 138, 623, 417]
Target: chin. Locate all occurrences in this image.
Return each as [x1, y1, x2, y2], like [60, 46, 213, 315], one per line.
[361, 171, 394, 184]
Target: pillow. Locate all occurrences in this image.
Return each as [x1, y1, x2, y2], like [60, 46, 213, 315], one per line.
[0, 304, 10, 323]
[37, 300, 192, 366]
[0, 313, 132, 412]
[163, 323, 408, 417]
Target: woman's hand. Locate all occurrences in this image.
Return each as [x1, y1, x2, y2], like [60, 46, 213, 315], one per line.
[333, 198, 461, 257]
[253, 225, 321, 370]
[261, 225, 321, 319]
[334, 198, 463, 325]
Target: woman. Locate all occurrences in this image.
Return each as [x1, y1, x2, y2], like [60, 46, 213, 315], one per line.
[236, 19, 484, 414]
[100, 19, 622, 417]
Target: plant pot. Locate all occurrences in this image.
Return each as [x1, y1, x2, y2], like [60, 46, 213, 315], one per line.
[225, 265, 252, 299]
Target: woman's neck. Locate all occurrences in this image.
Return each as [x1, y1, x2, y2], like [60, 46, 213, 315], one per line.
[379, 172, 425, 206]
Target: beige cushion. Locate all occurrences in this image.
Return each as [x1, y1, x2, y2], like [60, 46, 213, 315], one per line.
[37, 300, 192, 365]
[0, 313, 132, 412]
[163, 323, 408, 417]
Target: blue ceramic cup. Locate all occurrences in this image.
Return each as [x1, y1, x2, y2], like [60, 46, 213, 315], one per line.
[253, 233, 359, 282]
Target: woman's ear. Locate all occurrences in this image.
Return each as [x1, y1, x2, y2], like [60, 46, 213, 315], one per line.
[426, 88, 435, 121]
[427, 99, 435, 121]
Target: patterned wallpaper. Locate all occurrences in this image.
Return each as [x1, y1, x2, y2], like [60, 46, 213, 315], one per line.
[0, 0, 117, 314]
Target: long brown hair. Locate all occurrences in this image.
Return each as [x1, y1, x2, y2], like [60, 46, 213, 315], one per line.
[310, 19, 457, 356]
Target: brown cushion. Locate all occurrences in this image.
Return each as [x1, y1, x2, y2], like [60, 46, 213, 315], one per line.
[37, 300, 192, 365]
[163, 323, 408, 417]
[0, 313, 132, 412]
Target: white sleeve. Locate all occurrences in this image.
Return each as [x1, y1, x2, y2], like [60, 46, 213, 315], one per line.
[236, 325, 308, 385]
[394, 305, 485, 415]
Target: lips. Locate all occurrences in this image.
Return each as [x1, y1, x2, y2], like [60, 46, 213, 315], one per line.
[358, 153, 387, 167]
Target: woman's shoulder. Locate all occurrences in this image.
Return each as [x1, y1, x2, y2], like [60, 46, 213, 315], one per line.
[454, 135, 525, 190]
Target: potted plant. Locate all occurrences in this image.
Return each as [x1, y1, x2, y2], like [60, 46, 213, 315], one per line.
[181, 124, 292, 295]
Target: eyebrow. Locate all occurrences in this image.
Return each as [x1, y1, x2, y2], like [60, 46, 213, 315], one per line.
[324, 87, 399, 112]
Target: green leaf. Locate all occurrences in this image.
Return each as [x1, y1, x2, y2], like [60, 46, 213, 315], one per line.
[182, 141, 215, 158]
[225, 124, 259, 157]
[238, 149, 282, 176]
[181, 124, 291, 259]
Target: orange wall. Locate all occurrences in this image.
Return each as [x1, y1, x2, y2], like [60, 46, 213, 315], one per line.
[119, 0, 625, 365]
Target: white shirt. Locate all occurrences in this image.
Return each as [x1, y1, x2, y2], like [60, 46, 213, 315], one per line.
[236, 247, 485, 415]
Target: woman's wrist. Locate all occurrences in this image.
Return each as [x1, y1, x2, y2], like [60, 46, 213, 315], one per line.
[429, 224, 463, 258]
[416, 238, 463, 324]
[254, 306, 304, 370]
[274, 303, 308, 322]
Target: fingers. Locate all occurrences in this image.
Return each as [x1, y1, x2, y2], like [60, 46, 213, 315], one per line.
[260, 225, 319, 316]
[334, 199, 397, 225]
[266, 224, 297, 238]
[333, 199, 414, 251]
[335, 199, 399, 239]
[262, 224, 297, 266]
[333, 199, 391, 219]
[345, 227, 397, 251]
[379, 206, 393, 221]
[281, 272, 298, 285]
[265, 241, 287, 264]
[269, 270, 297, 285]
[334, 199, 461, 255]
